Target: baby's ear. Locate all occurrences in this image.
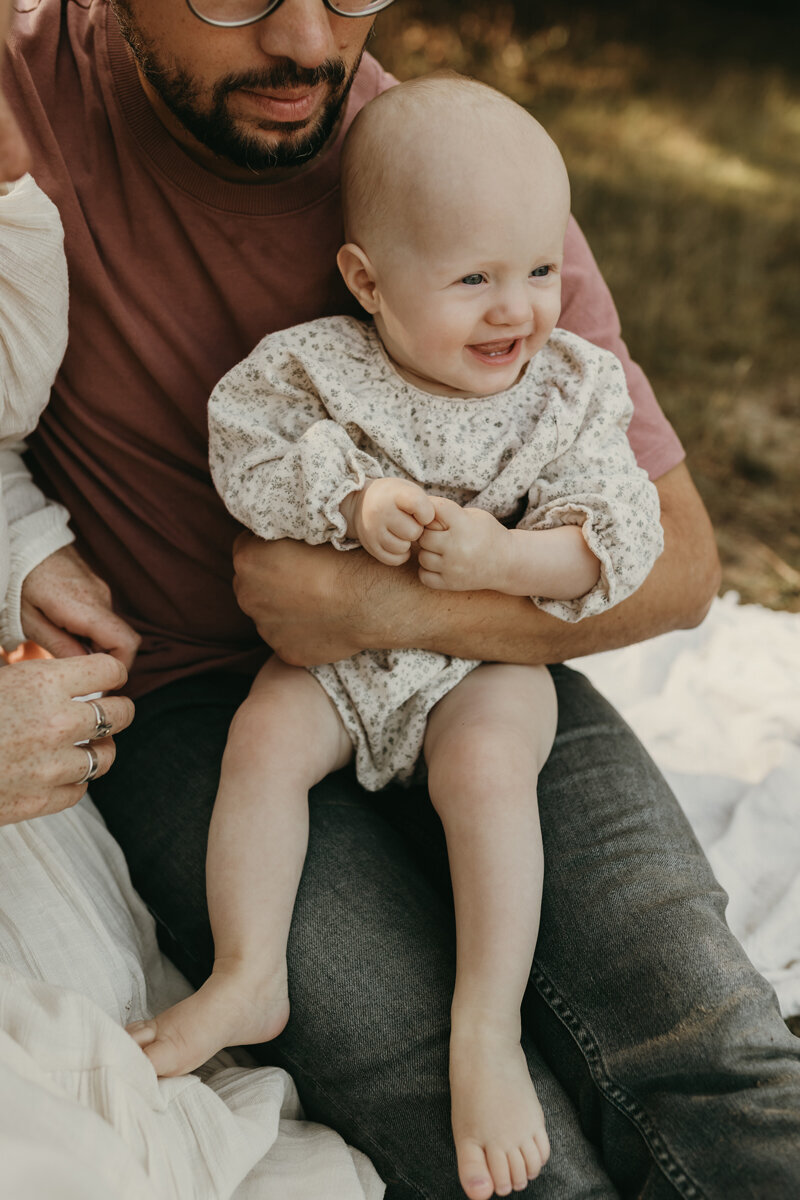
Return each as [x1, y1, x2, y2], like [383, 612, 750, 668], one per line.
[337, 242, 380, 314]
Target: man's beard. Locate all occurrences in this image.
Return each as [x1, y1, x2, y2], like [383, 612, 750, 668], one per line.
[110, 2, 364, 170]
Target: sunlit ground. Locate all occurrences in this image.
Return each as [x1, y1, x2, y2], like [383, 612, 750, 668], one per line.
[372, 1, 800, 610]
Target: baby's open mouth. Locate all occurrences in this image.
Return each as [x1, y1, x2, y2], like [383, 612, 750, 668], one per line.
[467, 338, 521, 362]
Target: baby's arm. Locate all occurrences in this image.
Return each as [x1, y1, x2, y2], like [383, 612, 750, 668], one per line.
[418, 343, 663, 617]
[208, 331, 387, 549]
[417, 503, 601, 599]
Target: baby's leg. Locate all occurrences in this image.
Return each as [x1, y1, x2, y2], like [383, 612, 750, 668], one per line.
[127, 657, 352, 1076]
[423, 663, 557, 1200]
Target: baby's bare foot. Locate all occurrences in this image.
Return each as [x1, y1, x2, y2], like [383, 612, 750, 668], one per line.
[449, 1023, 550, 1198]
[126, 958, 289, 1077]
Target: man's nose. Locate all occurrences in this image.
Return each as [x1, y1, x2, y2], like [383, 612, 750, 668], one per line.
[254, 0, 339, 69]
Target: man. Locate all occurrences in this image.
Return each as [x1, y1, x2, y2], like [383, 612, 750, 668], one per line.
[3, 2, 800, 1197]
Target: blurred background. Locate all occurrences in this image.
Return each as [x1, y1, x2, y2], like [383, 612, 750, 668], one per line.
[371, 0, 799, 611]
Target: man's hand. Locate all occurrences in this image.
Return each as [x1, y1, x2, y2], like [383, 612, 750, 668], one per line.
[0, 0, 31, 181]
[340, 478, 436, 566]
[20, 546, 141, 669]
[233, 532, 430, 666]
[418, 497, 510, 591]
[233, 463, 720, 668]
[0, 655, 134, 825]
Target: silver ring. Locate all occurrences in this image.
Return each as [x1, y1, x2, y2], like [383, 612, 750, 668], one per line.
[85, 699, 113, 740]
[75, 745, 100, 786]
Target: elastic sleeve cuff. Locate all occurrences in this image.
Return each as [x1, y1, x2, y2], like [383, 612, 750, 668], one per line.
[522, 504, 619, 623]
[0, 503, 74, 649]
[321, 453, 384, 552]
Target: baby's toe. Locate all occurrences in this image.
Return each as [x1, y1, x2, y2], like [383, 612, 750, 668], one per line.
[522, 1135, 544, 1180]
[507, 1147, 529, 1191]
[456, 1139, 495, 1200]
[486, 1146, 513, 1196]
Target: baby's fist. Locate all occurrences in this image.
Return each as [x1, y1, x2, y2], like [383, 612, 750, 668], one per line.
[342, 478, 436, 566]
[417, 501, 510, 590]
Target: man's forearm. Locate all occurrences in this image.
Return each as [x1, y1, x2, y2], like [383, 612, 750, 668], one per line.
[234, 462, 721, 668]
[0, 1, 31, 181]
[403, 462, 719, 664]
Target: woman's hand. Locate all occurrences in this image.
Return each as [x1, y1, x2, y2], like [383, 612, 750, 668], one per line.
[0, 654, 134, 824]
[20, 546, 141, 669]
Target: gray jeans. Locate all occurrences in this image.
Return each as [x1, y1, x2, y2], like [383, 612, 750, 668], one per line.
[92, 664, 800, 1199]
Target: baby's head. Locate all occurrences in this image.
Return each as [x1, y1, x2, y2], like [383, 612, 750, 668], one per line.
[338, 74, 570, 398]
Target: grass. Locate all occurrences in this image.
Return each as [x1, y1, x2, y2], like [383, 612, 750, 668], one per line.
[371, 1, 800, 610]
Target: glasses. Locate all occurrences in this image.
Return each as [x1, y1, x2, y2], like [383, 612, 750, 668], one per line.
[186, 0, 397, 29]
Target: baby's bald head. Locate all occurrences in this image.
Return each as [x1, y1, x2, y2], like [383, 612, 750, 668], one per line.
[340, 74, 570, 262]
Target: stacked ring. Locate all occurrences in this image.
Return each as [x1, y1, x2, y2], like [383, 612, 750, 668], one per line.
[76, 745, 100, 786]
[86, 699, 113, 739]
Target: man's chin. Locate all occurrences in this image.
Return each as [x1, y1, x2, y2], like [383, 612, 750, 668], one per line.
[195, 91, 345, 171]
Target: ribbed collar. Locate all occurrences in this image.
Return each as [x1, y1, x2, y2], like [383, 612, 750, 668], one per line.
[103, 5, 354, 216]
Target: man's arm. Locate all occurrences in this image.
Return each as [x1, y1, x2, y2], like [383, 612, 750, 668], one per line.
[233, 461, 721, 668]
[0, 1, 30, 181]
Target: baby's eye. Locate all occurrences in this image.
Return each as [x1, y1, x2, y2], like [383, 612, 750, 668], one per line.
[530, 265, 551, 278]
[461, 273, 485, 286]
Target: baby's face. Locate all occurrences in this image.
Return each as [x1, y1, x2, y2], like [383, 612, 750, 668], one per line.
[370, 172, 567, 398]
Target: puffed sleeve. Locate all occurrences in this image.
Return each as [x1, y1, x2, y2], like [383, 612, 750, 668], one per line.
[0, 175, 73, 648]
[519, 337, 664, 622]
[0, 174, 69, 444]
[0, 445, 74, 650]
[208, 325, 384, 549]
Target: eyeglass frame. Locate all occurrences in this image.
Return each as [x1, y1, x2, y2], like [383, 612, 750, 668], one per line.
[185, 0, 397, 30]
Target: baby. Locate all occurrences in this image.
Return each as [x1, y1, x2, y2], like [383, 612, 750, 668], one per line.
[128, 76, 663, 1200]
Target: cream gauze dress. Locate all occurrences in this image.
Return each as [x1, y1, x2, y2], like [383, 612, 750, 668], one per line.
[209, 316, 663, 790]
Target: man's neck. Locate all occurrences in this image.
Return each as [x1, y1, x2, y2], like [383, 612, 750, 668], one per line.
[136, 67, 338, 185]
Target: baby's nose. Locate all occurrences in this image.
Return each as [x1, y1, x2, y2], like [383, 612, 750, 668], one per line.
[486, 285, 530, 326]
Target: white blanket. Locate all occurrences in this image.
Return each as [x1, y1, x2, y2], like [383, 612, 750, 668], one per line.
[2, 594, 797, 1195]
[570, 593, 800, 1017]
[0, 798, 383, 1200]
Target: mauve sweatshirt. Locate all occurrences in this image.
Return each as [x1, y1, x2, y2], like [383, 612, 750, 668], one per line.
[4, 0, 683, 697]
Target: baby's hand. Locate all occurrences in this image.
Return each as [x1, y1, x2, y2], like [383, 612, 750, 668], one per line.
[418, 497, 510, 591]
[342, 478, 436, 566]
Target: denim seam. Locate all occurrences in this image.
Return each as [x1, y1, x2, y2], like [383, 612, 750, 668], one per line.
[530, 961, 706, 1200]
[275, 1042, 430, 1199]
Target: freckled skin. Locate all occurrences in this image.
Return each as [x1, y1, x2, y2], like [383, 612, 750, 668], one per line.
[0, 655, 134, 823]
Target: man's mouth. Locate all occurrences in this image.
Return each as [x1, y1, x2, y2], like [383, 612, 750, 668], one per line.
[467, 338, 523, 365]
[237, 84, 325, 123]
